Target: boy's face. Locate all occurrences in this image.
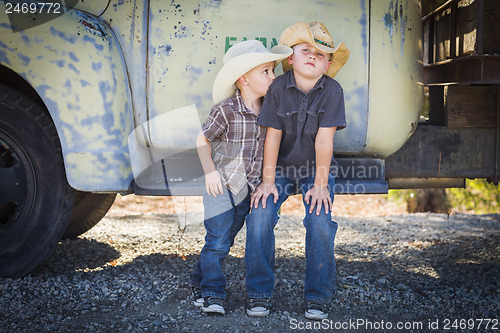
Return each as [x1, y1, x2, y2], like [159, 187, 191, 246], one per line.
[288, 43, 331, 80]
[240, 61, 276, 98]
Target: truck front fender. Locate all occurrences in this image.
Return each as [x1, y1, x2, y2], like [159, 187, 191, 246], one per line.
[0, 9, 134, 192]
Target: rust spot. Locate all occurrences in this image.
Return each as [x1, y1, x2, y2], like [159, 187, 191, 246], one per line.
[81, 19, 108, 39]
[82, 20, 95, 30]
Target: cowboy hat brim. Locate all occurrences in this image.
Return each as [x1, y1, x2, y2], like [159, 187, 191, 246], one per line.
[212, 44, 292, 104]
[279, 21, 350, 78]
[281, 42, 350, 78]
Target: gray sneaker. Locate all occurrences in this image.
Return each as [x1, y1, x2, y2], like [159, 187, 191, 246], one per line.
[304, 300, 328, 320]
[191, 285, 204, 307]
[246, 298, 270, 317]
[202, 296, 225, 315]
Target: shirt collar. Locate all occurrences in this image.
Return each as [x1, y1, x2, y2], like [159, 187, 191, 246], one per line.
[285, 69, 326, 93]
[233, 89, 258, 115]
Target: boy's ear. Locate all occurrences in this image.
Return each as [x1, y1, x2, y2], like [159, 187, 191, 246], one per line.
[287, 54, 294, 65]
[235, 74, 248, 90]
[237, 75, 248, 87]
[323, 60, 332, 74]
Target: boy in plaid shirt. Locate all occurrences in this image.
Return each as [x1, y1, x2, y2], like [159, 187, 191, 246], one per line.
[190, 40, 291, 315]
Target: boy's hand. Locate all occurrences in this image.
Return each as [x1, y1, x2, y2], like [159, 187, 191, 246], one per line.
[304, 185, 332, 215]
[205, 171, 223, 197]
[251, 182, 278, 209]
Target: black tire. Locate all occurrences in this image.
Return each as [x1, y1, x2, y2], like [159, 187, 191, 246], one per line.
[0, 84, 74, 278]
[62, 191, 116, 239]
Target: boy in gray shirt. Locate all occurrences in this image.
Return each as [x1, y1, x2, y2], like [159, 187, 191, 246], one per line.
[245, 22, 349, 320]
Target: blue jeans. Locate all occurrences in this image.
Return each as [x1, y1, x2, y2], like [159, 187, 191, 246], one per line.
[245, 173, 338, 303]
[191, 186, 250, 299]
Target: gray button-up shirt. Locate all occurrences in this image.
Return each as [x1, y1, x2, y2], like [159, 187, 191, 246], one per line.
[258, 70, 346, 180]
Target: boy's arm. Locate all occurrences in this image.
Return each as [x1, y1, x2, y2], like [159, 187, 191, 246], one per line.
[304, 126, 337, 215]
[196, 131, 223, 196]
[250, 127, 282, 209]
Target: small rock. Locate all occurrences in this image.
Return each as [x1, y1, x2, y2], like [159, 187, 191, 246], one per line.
[395, 283, 408, 290]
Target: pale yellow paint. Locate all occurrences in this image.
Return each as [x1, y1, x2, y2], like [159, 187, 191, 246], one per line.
[74, 0, 110, 16]
[365, 0, 423, 157]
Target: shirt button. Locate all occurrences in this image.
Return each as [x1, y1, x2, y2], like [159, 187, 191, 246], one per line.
[286, 112, 290, 116]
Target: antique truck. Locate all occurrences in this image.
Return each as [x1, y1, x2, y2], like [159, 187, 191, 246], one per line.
[1, 0, 498, 278]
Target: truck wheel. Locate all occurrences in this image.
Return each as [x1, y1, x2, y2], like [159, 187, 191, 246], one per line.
[62, 191, 116, 239]
[0, 84, 74, 278]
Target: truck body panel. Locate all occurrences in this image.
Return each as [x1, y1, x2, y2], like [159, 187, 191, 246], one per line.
[0, 8, 134, 191]
[366, 0, 423, 157]
[0, 0, 424, 195]
[143, 0, 422, 157]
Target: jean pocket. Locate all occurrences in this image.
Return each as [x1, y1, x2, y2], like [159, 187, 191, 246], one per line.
[304, 108, 324, 134]
[277, 109, 298, 133]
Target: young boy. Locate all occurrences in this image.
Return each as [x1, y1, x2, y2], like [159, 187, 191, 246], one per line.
[190, 40, 292, 315]
[245, 22, 350, 320]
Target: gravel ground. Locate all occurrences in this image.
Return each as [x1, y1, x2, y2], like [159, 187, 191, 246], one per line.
[0, 196, 499, 333]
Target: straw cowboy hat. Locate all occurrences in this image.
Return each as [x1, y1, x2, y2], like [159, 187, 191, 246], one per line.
[212, 40, 292, 104]
[279, 21, 350, 78]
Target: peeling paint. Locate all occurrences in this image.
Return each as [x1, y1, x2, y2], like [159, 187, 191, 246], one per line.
[83, 35, 104, 51]
[49, 27, 76, 43]
[21, 34, 30, 45]
[80, 79, 91, 88]
[0, 40, 15, 52]
[92, 62, 102, 71]
[155, 44, 172, 57]
[68, 52, 79, 62]
[53, 59, 65, 67]
[0, 50, 10, 65]
[68, 63, 80, 74]
[382, 0, 408, 57]
[359, 0, 368, 63]
[200, 20, 211, 35]
[18, 53, 30, 66]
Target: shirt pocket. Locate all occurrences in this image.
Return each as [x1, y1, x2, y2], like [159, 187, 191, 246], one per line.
[277, 109, 298, 134]
[304, 108, 324, 135]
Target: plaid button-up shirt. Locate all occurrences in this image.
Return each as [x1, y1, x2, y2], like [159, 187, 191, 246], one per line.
[202, 90, 266, 194]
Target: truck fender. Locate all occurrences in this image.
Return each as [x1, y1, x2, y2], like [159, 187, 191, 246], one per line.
[0, 9, 134, 192]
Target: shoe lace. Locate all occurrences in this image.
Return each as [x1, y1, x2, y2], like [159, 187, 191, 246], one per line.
[249, 298, 269, 309]
[206, 296, 224, 306]
[307, 300, 326, 312]
[192, 285, 202, 298]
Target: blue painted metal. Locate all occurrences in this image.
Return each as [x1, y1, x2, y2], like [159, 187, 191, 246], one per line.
[0, 7, 134, 192]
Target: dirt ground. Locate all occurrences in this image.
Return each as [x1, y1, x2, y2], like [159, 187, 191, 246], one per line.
[2, 193, 498, 333]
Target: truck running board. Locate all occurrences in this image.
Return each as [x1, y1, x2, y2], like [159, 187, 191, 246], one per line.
[133, 156, 388, 196]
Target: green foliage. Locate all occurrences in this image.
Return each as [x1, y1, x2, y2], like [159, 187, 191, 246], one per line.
[388, 189, 416, 203]
[448, 179, 500, 214]
[389, 179, 500, 214]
